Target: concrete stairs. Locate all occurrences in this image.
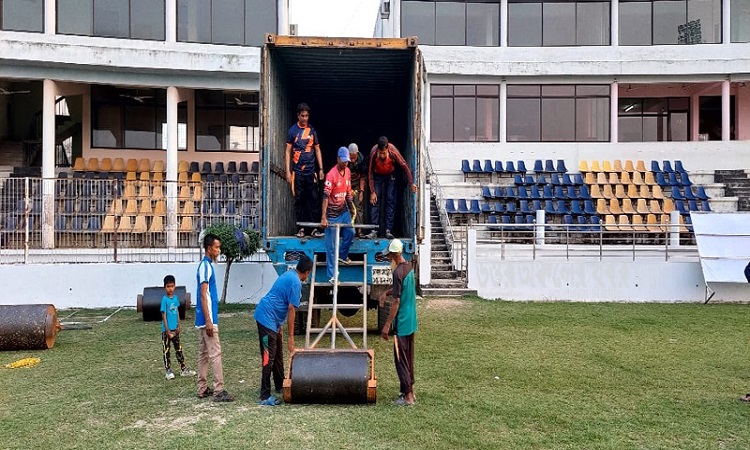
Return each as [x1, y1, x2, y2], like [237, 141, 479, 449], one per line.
[714, 170, 750, 211]
[420, 196, 477, 298]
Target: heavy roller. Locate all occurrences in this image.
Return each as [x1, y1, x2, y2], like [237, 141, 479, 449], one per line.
[0, 304, 61, 351]
[136, 286, 191, 321]
[283, 223, 377, 404]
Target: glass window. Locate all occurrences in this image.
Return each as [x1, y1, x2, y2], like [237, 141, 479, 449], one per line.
[1, 0, 43, 32]
[688, 0, 721, 43]
[508, 3, 542, 46]
[507, 98, 541, 141]
[543, 3, 576, 46]
[94, 0, 129, 38]
[131, 0, 165, 41]
[93, 105, 122, 148]
[436, 2, 465, 45]
[467, 2, 499, 46]
[430, 84, 500, 142]
[620, 2, 653, 45]
[731, 0, 750, 42]
[196, 90, 260, 152]
[577, 2, 610, 45]
[653, 0, 687, 44]
[245, 0, 277, 46]
[177, 0, 210, 42]
[57, 0, 93, 35]
[401, 1, 435, 45]
[618, 97, 689, 141]
[430, 97, 454, 142]
[542, 98, 575, 141]
[576, 97, 610, 141]
[125, 105, 157, 149]
[212, 0, 244, 45]
[157, 106, 187, 150]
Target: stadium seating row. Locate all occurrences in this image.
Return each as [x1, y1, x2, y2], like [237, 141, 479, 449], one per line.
[72, 158, 259, 176]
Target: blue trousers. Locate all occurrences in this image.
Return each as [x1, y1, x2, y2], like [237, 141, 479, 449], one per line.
[371, 174, 396, 233]
[325, 210, 354, 278]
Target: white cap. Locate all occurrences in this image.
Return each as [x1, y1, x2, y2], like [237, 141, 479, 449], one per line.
[348, 143, 359, 153]
[382, 238, 403, 256]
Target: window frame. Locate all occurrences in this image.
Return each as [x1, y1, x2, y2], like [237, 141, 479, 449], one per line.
[194, 90, 260, 153]
[619, 0, 723, 45]
[176, 0, 278, 47]
[56, 0, 166, 41]
[430, 84, 500, 143]
[1, 0, 45, 33]
[617, 96, 691, 142]
[401, 0, 501, 47]
[507, 0, 611, 47]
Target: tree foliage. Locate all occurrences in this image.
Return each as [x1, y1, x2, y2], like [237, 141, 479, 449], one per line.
[204, 221, 261, 304]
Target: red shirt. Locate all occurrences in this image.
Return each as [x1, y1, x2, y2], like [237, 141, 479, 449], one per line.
[368, 143, 414, 192]
[323, 166, 353, 218]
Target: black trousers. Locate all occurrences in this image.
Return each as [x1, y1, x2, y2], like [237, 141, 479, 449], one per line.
[394, 333, 415, 395]
[162, 331, 185, 371]
[257, 322, 284, 400]
[294, 172, 320, 234]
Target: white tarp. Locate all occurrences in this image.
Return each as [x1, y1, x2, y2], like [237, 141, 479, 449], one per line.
[691, 212, 750, 283]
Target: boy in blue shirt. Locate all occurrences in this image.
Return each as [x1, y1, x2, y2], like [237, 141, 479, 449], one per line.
[160, 275, 196, 380]
[254, 255, 313, 405]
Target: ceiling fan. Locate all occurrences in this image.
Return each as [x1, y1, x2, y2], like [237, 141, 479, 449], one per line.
[228, 97, 258, 106]
[0, 88, 31, 95]
[119, 93, 154, 103]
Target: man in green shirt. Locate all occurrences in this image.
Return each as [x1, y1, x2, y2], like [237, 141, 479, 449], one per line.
[379, 238, 418, 406]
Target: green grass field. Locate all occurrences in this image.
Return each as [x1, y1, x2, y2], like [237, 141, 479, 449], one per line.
[2, 298, 750, 449]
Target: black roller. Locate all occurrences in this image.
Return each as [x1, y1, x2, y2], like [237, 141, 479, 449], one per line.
[0, 304, 60, 351]
[136, 287, 190, 322]
[287, 350, 373, 404]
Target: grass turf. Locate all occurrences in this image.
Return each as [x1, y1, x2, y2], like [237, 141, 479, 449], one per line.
[1, 299, 750, 449]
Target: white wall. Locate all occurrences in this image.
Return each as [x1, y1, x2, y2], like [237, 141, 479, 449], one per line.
[0, 262, 278, 309]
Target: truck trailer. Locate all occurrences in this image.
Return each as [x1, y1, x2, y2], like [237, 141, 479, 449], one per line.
[260, 35, 423, 334]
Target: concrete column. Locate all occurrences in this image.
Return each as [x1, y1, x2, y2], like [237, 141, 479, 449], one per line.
[45, 0, 56, 34]
[535, 209, 545, 245]
[669, 210, 680, 247]
[467, 228, 477, 289]
[42, 79, 57, 249]
[722, 0, 731, 44]
[500, 81, 507, 143]
[722, 79, 730, 141]
[166, 87, 179, 248]
[690, 94, 700, 141]
[419, 189, 432, 285]
[611, 0, 619, 46]
[166, 0, 177, 42]
[610, 81, 618, 143]
[500, 0, 508, 47]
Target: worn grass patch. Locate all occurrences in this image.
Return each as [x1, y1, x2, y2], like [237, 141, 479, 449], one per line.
[1, 300, 750, 449]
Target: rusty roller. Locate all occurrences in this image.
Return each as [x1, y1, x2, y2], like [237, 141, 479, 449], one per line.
[283, 349, 376, 404]
[0, 304, 61, 351]
[136, 286, 191, 322]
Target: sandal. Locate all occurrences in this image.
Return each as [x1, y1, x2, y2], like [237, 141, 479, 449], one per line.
[296, 228, 305, 238]
[212, 390, 235, 402]
[197, 388, 214, 399]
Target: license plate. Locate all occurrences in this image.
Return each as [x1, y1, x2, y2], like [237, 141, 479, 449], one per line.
[371, 266, 392, 285]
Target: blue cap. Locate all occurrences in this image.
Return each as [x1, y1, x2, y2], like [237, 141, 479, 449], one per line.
[337, 146, 351, 162]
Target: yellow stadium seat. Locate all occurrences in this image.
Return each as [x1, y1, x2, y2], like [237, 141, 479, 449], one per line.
[632, 171, 645, 186]
[152, 171, 164, 181]
[660, 214, 671, 231]
[590, 184, 603, 199]
[124, 199, 138, 216]
[662, 198, 675, 213]
[622, 198, 635, 214]
[138, 184, 150, 199]
[139, 171, 150, 181]
[126, 159, 138, 173]
[139, 199, 153, 214]
[652, 185, 664, 199]
[101, 215, 116, 232]
[152, 184, 164, 199]
[178, 172, 188, 183]
[191, 172, 202, 183]
[644, 172, 657, 186]
[596, 198, 609, 215]
[602, 160, 613, 172]
[137, 159, 151, 173]
[678, 215, 689, 233]
[617, 214, 631, 232]
[126, 171, 137, 181]
[179, 185, 191, 200]
[152, 160, 165, 173]
[609, 198, 623, 215]
[646, 214, 662, 232]
[613, 160, 623, 172]
[149, 215, 164, 233]
[636, 198, 650, 214]
[590, 160, 602, 172]
[602, 184, 615, 199]
[615, 184, 627, 199]
[123, 183, 137, 198]
[182, 201, 195, 215]
[100, 158, 113, 172]
[608, 172, 620, 185]
[596, 172, 608, 185]
[635, 160, 647, 173]
[192, 185, 203, 201]
[649, 200, 663, 214]
[178, 160, 189, 173]
[73, 157, 86, 171]
[639, 185, 652, 199]
[632, 214, 647, 232]
[579, 160, 590, 173]
[110, 199, 123, 215]
[85, 157, 99, 172]
[604, 215, 618, 231]
[620, 171, 632, 185]
[626, 184, 638, 199]
[132, 215, 148, 233]
[113, 158, 125, 172]
[117, 216, 132, 233]
[154, 200, 166, 215]
[179, 216, 193, 232]
[624, 160, 635, 173]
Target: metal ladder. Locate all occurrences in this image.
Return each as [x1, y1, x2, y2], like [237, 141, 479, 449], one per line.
[305, 223, 368, 349]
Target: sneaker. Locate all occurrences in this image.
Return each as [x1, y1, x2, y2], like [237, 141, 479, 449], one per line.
[197, 388, 214, 399]
[328, 277, 339, 286]
[296, 228, 305, 238]
[258, 395, 282, 406]
[212, 390, 235, 402]
[180, 368, 196, 377]
[165, 369, 175, 380]
[311, 229, 324, 238]
[338, 257, 352, 265]
[365, 230, 378, 239]
[394, 394, 414, 406]
[385, 230, 394, 239]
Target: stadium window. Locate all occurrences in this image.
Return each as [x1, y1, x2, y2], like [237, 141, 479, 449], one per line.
[401, 0, 500, 47]
[0, 0, 44, 32]
[617, 97, 690, 142]
[430, 84, 500, 142]
[177, 0, 276, 46]
[731, 0, 750, 42]
[507, 84, 610, 142]
[508, 0, 610, 47]
[57, 0, 165, 40]
[619, 0, 721, 45]
[195, 90, 259, 152]
[91, 86, 186, 150]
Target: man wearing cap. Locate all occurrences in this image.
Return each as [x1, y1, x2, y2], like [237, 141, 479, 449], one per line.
[379, 238, 418, 406]
[367, 136, 417, 239]
[321, 147, 356, 284]
[347, 143, 368, 238]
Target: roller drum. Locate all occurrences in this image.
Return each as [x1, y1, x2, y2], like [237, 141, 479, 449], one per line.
[137, 287, 190, 322]
[289, 350, 371, 404]
[0, 304, 60, 351]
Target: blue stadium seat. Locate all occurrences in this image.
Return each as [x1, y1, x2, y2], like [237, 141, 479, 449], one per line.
[457, 199, 470, 214]
[532, 200, 542, 211]
[506, 161, 516, 173]
[679, 171, 692, 186]
[501, 215, 511, 224]
[514, 175, 524, 185]
[687, 199, 699, 211]
[241, 202, 253, 215]
[550, 173, 562, 186]
[566, 186, 579, 199]
[494, 186, 506, 199]
[483, 160, 493, 173]
[650, 160, 661, 173]
[226, 202, 236, 215]
[211, 200, 222, 215]
[556, 160, 568, 173]
[493, 202, 504, 214]
[505, 186, 517, 198]
[563, 214, 574, 229]
[684, 215, 694, 232]
[589, 216, 601, 232]
[655, 172, 668, 187]
[525, 214, 535, 226]
[525, 175, 535, 185]
[517, 161, 527, 174]
[536, 174, 547, 185]
[190, 161, 200, 173]
[670, 186, 684, 200]
[542, 185, 553, 199]
[238, 161, 249, 174]
[533, 160, 544, 173]
[63, 199, 75, 214]
[240, 216, 251, 229]
[695, 186, 709, 200]
[487, 215, 498, 224]
[554, 186, 566, 199]
[570, 200, 583, 215]
[667, 172, 680, 186]
[55, 216, 67, 231]
[482, 186, 493, 198]
[577, 215, 589, 232]
[662, 160, 674, 174]
[683, 186, 696, 200]
[519, 200, 532, 214]
[250, 161, 259, 174]
[545, 159, 555, 173]
[505, 202, 517, 214]
[544, 200, 556, 215]
[472, 160, 483, 173]
[226, 161, 237, 174]
[674, 160, 685, 173]
[481, 202, 492, 214]
[72, 217, 84, 231]
[214, 162, 225, 175]
[556, 200, 569, 214]
[494, 160, 505, 173]
[572, 173, 583, 186]
[201, 161, 213, 175]
[530, 186, 542, 200]
[701, 200, 711, 211]
[579, 185, 591, 199]
[583, 200, 596, 215]
[514, 215, 526, 228]
[517, 186, 529, 199]
[470, 199, 481, 214]
[675, 200, 689, 215]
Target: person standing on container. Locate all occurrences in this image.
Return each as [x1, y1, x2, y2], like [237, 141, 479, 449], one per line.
[366, 136, 417, 239]
[320, 147, 356, 284]
[347, 143, 368, 239]
[285, 103, 325, 238]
